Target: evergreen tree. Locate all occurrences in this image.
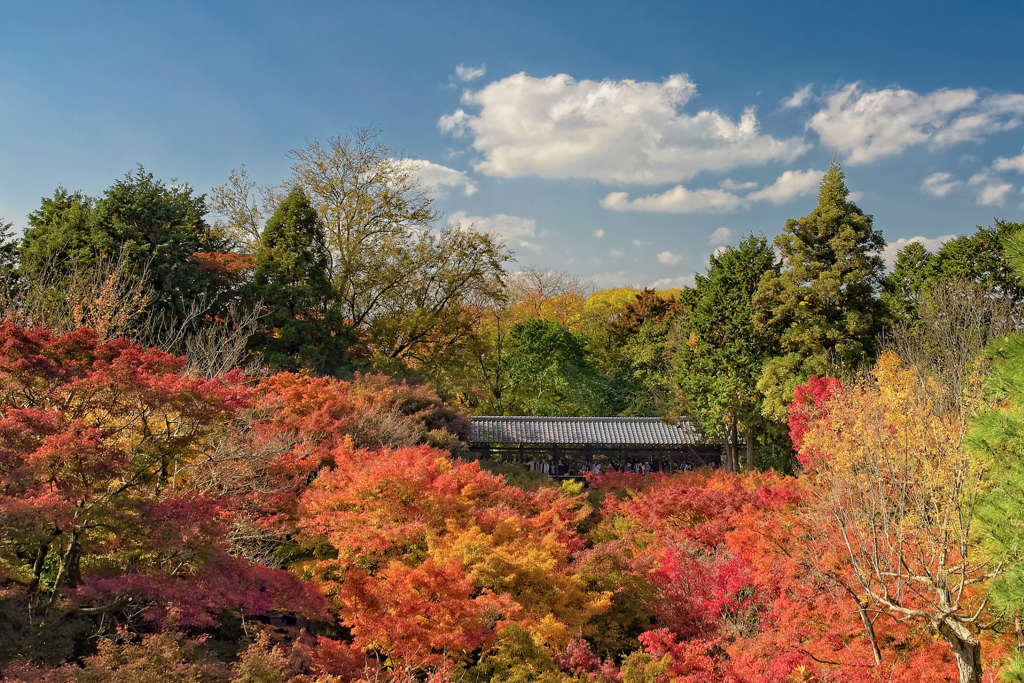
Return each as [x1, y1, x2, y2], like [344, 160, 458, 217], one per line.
[249, 187, 349, 375]
[673, 234, 782, 471]
[21, 167, 224, 329]
[753, 160, 886, 422]
[883, 220, 1024, 324]
[967, 231, 1024, 668]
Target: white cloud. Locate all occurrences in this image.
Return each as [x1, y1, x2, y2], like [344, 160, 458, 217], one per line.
[610, 249, 623, 257]
[747, 168, 823, 204]
[848, 191, 866, 202]
[993, 148, 1024, 173]
[657, 251, 683, 265]
[969, 173, 1014, 205]
[633, 239, 651, 248]
[403, 159, 478, 196]
[651, 274, 696, 289]
[594, 228, 605, 239]
[781, 84, 814, 109]
[708, 227, 733, 245]
[440, 72, 809, 184]
[720, 178, 758, 191]
[920, 172, 960, 197]
[455, 63, 486, 82]
[601, 186, 742, 213]
[451, 211, 541, 253]
[880, 235, 957, 269]
[600, 169, 823, 213]
[809, 83, 1024, 164]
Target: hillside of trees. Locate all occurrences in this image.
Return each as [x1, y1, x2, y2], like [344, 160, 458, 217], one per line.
[2, 131, 1024, 682]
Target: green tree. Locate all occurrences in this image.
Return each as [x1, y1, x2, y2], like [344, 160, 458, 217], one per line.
[219, 128, 510, 378]
[884, 220, 1024, 324]
[501, 319, 605, 416]
[674, 234, 782, 471]
[21, 167, 224, 330]
[249, 187, 349, 375]
[753, 160, 886, 422]
[967, 232, 1024, 676]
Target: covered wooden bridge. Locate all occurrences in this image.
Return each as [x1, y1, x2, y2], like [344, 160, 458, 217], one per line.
[468, 416, 722, 476]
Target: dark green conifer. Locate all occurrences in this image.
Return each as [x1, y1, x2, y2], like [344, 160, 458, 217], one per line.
[250, 187, 349, 375]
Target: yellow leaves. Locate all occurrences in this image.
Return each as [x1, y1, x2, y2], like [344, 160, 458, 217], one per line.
[429, 517, 611, 651]
[807, 349, 987, 558]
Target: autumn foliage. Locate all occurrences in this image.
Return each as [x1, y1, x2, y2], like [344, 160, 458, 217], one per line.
[0, 323, 1020, 683]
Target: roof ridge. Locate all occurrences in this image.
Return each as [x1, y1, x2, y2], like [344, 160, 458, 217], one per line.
[470, 416, 677, 421]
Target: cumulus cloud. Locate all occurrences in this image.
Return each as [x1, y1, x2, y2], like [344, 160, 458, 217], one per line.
[603, 168, 824, 214]
[920, 172, 961, 197]
[451, 211, 541, 253]
[969, 173, 1014, 205]
[708, 227, 733, 245]
[720, 179, 758, 191]
[403, 159, 478, 196]
[880, 235, 957, 269]
[594, 229, 605, 239]
[610, 249, 624, 257]
[633, 239, 651, 248]
[651, 274, 696, 289]
[601, 186, 742, 213]
[747, 168, 823, 204]
[455, 64, 486, 81]
[656, 251, 683, 265]
[781, 84, 814, 109]
[809, 83, 1024, 164]
[993, 148, 1024, 173]
[439, 72, 809, 184]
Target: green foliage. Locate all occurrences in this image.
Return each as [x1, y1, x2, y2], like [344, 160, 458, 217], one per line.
[674, 233, 783, 468]
[501, 319, 606, 416]
[459, 624, 570, 683]
[249, 187, 350, 375]
[754, 160, 886, 421]
[21, 167, 225, 330]
[884, 220, 1024, 323]
[968, 331, 1024, 621]
[1002, 655, 1024, 683]
[620, 651, 669, 683]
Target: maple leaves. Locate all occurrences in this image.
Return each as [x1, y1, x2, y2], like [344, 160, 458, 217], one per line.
[0, 324, 322, 658]
[1, 320, 1020, 683]
[297, 439, 608, 665]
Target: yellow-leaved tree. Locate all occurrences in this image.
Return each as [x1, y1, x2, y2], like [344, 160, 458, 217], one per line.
[804, 349, 995, 683]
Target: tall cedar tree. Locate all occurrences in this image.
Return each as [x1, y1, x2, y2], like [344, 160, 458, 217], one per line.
[249, 187, 349, 375]
[674, 234, 781, 472]
[20, 167, 224, 329]
[753, 161, 886, 422]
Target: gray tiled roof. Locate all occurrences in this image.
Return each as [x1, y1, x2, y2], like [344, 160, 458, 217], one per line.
[470, 416, 708, 446]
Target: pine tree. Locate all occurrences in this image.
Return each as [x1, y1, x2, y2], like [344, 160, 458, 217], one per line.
[967, 231, 1024, 669]
[753, 160, 886, 422]
[249, 187, 349, 375]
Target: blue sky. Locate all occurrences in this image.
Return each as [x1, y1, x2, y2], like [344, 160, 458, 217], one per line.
[2, 0, 1023, 288]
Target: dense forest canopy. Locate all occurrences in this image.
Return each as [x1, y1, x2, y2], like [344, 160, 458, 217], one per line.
[3, 136, 1024, 683]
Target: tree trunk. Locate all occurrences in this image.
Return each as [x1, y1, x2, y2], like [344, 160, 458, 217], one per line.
[937, 619, 983, 683]
[730, 420, 740, 472]
[745, 425, 755, 472]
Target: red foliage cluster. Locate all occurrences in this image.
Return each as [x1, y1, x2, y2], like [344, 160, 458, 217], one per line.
[788, 374, 842, 469]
